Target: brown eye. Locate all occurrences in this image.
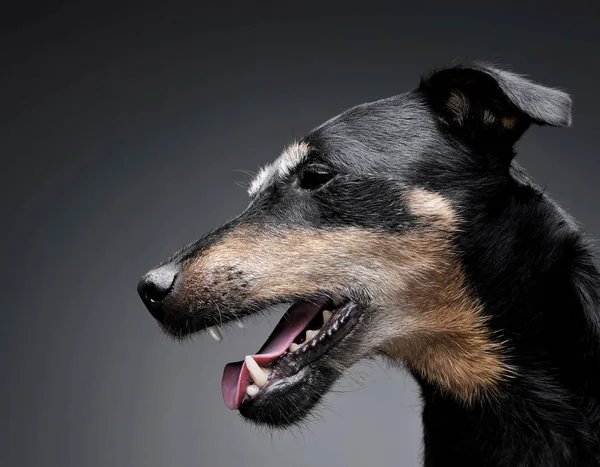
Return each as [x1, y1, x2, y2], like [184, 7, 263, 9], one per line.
[298, 167, 335, 190]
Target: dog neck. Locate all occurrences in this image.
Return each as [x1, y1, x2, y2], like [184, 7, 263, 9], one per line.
[417, 179, 600, 466]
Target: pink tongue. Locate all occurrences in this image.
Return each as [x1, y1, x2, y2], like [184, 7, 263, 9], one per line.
[221, 302, 322, 410]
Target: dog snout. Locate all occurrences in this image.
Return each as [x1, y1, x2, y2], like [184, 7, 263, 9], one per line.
[137, 263, 179, 321]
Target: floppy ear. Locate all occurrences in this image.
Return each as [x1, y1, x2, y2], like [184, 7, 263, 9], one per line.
[419, 63, 572, 153]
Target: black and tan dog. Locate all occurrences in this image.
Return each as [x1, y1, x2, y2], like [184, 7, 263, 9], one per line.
[138, 64, 600, 466]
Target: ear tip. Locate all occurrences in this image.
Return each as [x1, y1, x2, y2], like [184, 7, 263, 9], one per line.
[475, 62, 574, 128]
[561, 100, 573, 128]
[562, 93, 574, 127]
[540, 87, 573, 127]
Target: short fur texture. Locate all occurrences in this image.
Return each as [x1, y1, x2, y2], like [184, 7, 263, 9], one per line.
[138, 63, 600, 466]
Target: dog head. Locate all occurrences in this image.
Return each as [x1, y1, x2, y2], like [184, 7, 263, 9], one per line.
[138, 64, 572, 427]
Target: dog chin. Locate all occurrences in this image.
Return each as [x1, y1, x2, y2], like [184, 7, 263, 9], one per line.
[238, 363, 341, 427]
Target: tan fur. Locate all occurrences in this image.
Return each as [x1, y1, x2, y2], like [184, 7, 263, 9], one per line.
[182, 188, 512, 403]
[379, 260, 510, 403]
[405, 189, 457, 230]
[502, 115, 519, 130]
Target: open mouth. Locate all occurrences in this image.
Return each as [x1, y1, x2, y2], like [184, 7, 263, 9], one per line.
[220, 298, 361, 413]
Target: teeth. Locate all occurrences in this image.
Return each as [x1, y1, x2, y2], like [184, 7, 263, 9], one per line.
[245, 355, 271, 387]
[305, 329, 319, 341]
[322, 310, 332, 324]
[289, 343, 300, 352]
[246, 384, 260, 397]
[236, 320, 245, 329]
[332, 297, 343, 307]
[207, 326, 223, 342]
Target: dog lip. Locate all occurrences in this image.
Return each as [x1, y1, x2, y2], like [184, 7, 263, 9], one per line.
[157, 298, 310, 339]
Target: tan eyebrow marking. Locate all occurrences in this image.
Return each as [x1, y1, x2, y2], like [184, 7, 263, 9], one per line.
[247, 142, 310, 197]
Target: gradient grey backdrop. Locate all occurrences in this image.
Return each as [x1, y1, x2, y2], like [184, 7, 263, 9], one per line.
[2, 2, 599, 466]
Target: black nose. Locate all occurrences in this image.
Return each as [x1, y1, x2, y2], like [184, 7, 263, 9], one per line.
[137, 264, 178, 321]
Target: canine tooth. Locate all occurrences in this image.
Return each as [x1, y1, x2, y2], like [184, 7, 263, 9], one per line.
[236, 320, 245, 329]
[289, 343, 300, 352]
[322, 310, 332, 324]
[246, 384, 260, 397]
[332, 297, 343, 307]
[245, 355, 271, 387]
[207, 326, 223, 342]
[305, 329, 319, 341]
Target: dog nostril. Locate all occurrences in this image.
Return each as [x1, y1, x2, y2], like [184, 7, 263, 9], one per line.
[137, 264, 178, 319]
[144, 282, 171, 303]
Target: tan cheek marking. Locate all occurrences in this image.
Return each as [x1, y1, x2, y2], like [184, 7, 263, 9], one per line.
[182, 189, 512, 403]
[380, 188, 512, 403]
[378, 262, 512, 404]
[405, 188, 456, 230]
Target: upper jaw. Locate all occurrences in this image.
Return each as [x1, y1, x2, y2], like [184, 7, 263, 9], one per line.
[161, 293, 347, 339]
[155, 296, 296, 339]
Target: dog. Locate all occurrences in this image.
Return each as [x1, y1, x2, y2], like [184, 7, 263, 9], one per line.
[138, 63, 600, 466]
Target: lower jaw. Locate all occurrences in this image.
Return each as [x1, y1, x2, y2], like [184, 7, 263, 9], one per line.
[238, 364, 341, 427]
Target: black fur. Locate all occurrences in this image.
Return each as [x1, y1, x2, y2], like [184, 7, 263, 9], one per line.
[139, 64, 600, 466]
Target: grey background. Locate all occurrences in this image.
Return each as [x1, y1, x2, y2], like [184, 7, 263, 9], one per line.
[2, 2, 599, 466]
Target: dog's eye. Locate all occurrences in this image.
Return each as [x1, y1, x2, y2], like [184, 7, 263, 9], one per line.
[298, 166, 335, 190]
